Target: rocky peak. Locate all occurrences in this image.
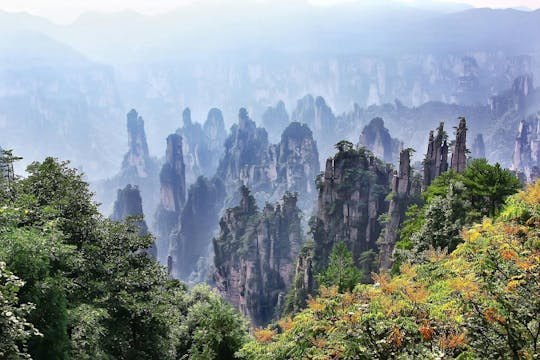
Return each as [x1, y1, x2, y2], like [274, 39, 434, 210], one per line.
[450, 117, 468, 173]
[122, 109, 151, 177]
[512, 74, 533, 98]
[262, 100, 290, 142]
[312, 144, 391, 272]
[204, 108, 227, 151]
[471, 133, 486, 159]
[379, 149, 412, 270]
[182, 107, 192, 127]
[276, 122, 320, 198]
[160, 134, 186, 213]
[423, 122, 448, 188]
[111, 184, 156, 257]
[169, 176, 226, 280]
[358, 117, 401, 164]
[511, 116, 540, 183]
[217, 108, 271, 192]
[213, 187, 303, 326]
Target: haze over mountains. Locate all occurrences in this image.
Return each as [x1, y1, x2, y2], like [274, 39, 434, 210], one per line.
[1, 1, 540, 179]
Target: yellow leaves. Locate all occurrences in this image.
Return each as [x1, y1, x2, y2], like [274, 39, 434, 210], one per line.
[254, 328, 276, 344]
[448, 275, 478, 298]
[319, 286, 338, 298]
[500, 248, 517, 260]
[518, 180, 540, 206]
[308, 298, 326, 313]
[372, 272, 392, 292]
[277, 317, 294, 332]
[387, 326, 404, 348]
[405, 286, 428, 304]
[310, 336, 328, 349]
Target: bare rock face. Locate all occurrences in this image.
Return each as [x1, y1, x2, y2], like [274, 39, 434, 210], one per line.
[511, 116, 540, 182]
[378, 149, 412, 270]
[111, 184, 156, 258]
[423, 122, 449, 188]
[471, 133, 486, 159]
[358, 117, 401, 164]
[204, 108, 227, 161]
[217, 108, 273, 194]
[489, 74, 534, 117]
[96, 109, 159, 219]
[213, 186, 303, 326]
[311, 142, 391, 272]
[450, 117, 468, 173]
[154, 133, 186, 263]
[275, 122, 320, 208]
[169, 176, 226, 281]
[122, 109, 152, 177]
[262, 100, 290, 142]
[291, 95, 338, 161]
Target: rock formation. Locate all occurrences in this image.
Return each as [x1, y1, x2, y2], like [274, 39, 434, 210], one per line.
[311, 142, 391, 271]
[489, 74, 534, 117]
[154, 133, 186, 263]
[203, 108, 227, 164]
[217, 108, 273, 194]
[213, 186, 303, 326]
[471, 133, 486, 159]
[450, 117, 468, 173]
[358, 117, 401, 164]
[378, 149, 412, 270]
[423, 122, 449, 188]
[176, 108, 211, 184]
[95, 110, 159, 219]
[511, 116, 540, 182]
[282, 244, 315, 316]
[262, 100, 290, 142]
[169, 176, 226, 281]
[274, 122, 320, 208]
[111, 184, 156, 258]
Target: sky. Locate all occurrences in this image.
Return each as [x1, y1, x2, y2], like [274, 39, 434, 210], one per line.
[0, 0, 538, 23]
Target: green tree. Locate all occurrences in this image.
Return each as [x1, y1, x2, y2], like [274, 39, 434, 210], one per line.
[0, 261, 40, 359]
[316, 242, 363, 293]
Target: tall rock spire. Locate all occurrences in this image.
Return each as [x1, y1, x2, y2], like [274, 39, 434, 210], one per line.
[450, 117, 468, 173]
[423, 122, 448, 188]
[122, 109, 151, 177]
[160, 134, 186, 213]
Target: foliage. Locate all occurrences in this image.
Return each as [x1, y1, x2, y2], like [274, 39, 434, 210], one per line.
[316, 242, 363, 293]
[0, 155, 249, 359]
[0, 261, 40, 359]
[239, 181, 540, 359]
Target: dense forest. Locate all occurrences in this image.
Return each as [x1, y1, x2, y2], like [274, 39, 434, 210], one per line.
[1, 142, 538, 359]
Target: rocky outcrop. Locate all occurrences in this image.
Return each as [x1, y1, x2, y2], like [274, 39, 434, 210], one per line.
[450, 117, 468, 173]
[511, 116, 540, 182]
[111, 184, 156, 258]
[378, 149, 412, 270]
[489, 74, 534, 117]
[217, 108, 273, 194]
[282, 244, 315, 316]
[311, 142, 391, 271]
[203, 108, 227, 160]
[262, 101, 290, 142]
[169, 176, 226, 281]
[423, 122, 449, 188]
[95, 110, 159, 219]
[471, 133, 486, 159]
[291, 95, 338, 161]
[274, 122, 320, 207]
[154, 133, 186, 262]
[358, 117, 401, 164]
[213, 186, 303, 326]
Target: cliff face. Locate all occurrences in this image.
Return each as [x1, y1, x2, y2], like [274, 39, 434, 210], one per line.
[358, 117, 401, 164]
[489, 74, 535, 117]
[203, 108, 227, 160]
[423, 122, 449, 188]
[262, 101, 290, 142]
[511, 116, 540, 182]
[275, 122, 320, 206]
[213, 187, 302, 326]
[311, 143, 391, 271]
[169, 176, 226, 281]
[154, 133, 186, 263]
[378, 149, 412, 270]
[450, 117, 468, 173]
[122, 109, 152, 177]
[111, 184, 156, 258]
[217, 108, 273, 193]
[471, 133, 486, 159]
[95, 109, 159, 220]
